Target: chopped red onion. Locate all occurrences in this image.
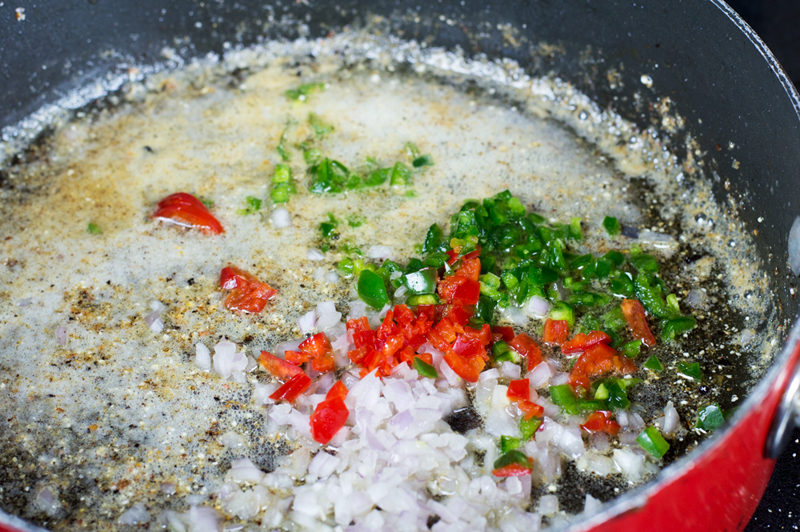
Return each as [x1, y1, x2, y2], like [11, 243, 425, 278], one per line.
[367, 245, 394, 259]
[297, 310, 316, 334]
[229, 458, 264, 484]
[270, 207, 291, 228]
[524, 295, 550, 318]
[307, 248, 325, 261]
[212, 340, 247, 379]
[34, 486, 62, 517]
[56, 325, 68, 346]
[145, 310, 163, 333]
[316, 301, 342, 331]
[527, 361, 553, 389]
[118, 502, 149, 525]
[538, 494, 558, 516]
[195, 342, 211, 371]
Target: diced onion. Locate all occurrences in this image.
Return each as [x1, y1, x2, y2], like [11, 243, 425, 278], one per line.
[366, 245, 393, 259]
[270, 207, 291, 228]
[297, 310, 316, 334]
[307, 248, 325, 261]
[195, 342, 211, 371]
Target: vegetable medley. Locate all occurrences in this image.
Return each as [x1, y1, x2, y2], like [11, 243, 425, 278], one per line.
[154, 181, 706, 475]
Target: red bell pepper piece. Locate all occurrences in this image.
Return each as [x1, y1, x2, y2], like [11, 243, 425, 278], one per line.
[580, 410, 621, 436]
[509, 333, 543, 366]
[620, 298, 657, 347]
[326, 381, 348, 401]
[284, 350, 309, 365]
[561, 330, 612, 355]
[299, 332, 335, 373]
[153, 192, 224, 234]
[310, 397, 349, 444]
[517, 400, 544, 420]
[269, 372, 312, 403]
[568, 343, 637, 392]
[219, 265, 278, 313]
[542, 319, 569, 345]
[492, 463, 533, 477]
[442, 348, 485, 382]
[259, 351, 303, 380]
[493, 326, 516, 343]
[507, 379, 531, 402]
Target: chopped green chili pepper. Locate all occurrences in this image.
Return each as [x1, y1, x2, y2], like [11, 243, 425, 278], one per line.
[87, 222, 102, 235]
[661, 316, 697, 342]
[620, 339, 642, 358]
[308, 112, 334, 136]
[492, 449, 530, 470]
[549, 384, 605, 414]
[412, 154, 434, 168]
[676, 360, 703, 381]
[390, 161, 412, 186]
[238, 196, 262, 215]
[357, 270, 389, 309]
[402, 268, 437, 295]
[696, 403, 725, 431]
[644, 355, 664, 372]
[413, 356, 438, 379]
[500, 435, 521, 454]
[405, 294, 440, 306]
[423, 224, 443, 254]
[520, 417, 542, 441]
[637, 426, 670, 458]
[277, 132, 290, 161]
[549, 301, 575, 327]
[634, 273, 672, 318]
[285, 82, 325, 101]
[603, 216, 621, 236]
[601, 305, 627, 332]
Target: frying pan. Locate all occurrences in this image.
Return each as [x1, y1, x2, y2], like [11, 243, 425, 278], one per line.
[1, 1, 799, 530]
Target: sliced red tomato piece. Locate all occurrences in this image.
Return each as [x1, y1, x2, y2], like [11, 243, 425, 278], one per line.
[517, 400, 544, 420]
[620, 298, 657, 347]
[492, 463, 532, 477]
[269, 372, 312, 403]
[326, 381, 348, 401]
[442, 348, 485, 382]
[561, 330, 612, 355]
[509, 333, 543, 366]
[493, 326, 516, 343]
[219, 265, 277, 313]
[507, 379, 531, 402]
[153, 192, 224, 234]
[259, 351, 303, 380]
[542, 318, 570, 345]
[310, 397, 349, 444]
[568, 343, 637, 392]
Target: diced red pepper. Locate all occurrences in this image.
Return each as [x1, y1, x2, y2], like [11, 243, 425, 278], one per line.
[507, 379, 531, 402]
[542, 319, 569, 345]
[492, 463, 533, 477]
[219, 265, 278, 314]
[493, 326, 516, 343]
[310, 397, 349, 444]
[269, 372, 312, 403]
[517, 400, 544, 420]
[561, 330, 612, 355]
[326, 381, 348, 401]
[568, 343, 637, 392]
[442, 348, 485, 382]
[446, 304, 472, 326]
[620, 299, 657, 347]
[450, 278, 480, 306]
[298, 332, 335, 373]
[284, 350, 308, 365]
[509, 333, 543, 366]
[580, 410, 621, 435]
[259, 351, 303, 380]
[153, 192, 224, 234]
[346, 316, 370, 337]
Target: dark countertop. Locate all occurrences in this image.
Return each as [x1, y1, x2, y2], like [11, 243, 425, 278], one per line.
[725, 1, 800, 530]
